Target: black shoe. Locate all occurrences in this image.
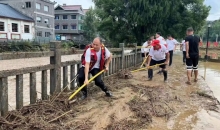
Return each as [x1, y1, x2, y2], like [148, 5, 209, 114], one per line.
[79, 94, 87, 100]
[164, 79, 168, 82]
[147, 78, 152, 81]
[79, 92, 87, 100]
[105, 91, 112, 97]
[157, 71, 162, 75]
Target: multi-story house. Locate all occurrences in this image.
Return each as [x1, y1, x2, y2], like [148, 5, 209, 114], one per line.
[54, 4, 85, 41]
[0, 0, 56, 42]
[0, 3, 35, 41]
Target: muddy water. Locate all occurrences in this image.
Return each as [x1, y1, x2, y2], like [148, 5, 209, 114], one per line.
[148, 52, 220, 130]
[176, 53, 220, 130]
[199, 62, 220, 101]
[192, 61, 220, 130]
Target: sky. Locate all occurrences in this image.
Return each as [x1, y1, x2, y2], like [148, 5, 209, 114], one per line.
[54, 0, 220, 21]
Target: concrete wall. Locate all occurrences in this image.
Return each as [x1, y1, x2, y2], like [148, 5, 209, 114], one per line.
[0, 17, 34, 40]
[0, 0, 55, 40]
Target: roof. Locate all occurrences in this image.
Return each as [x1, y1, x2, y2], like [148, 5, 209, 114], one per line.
[62, 5, 82, 11]
[83, 9, 89, 14]
[55, 5, 83, 11]
[0, 3, 34, 22]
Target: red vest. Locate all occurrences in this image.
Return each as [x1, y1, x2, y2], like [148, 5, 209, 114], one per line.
[81, 44, 106, 70]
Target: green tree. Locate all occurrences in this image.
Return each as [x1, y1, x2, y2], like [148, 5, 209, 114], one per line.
[81, 8, 98, 42]
[201, 20, 220, 42]
[93, 0, 210, 45]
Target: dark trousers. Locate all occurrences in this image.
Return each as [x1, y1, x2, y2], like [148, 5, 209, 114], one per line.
[169, 50, 173, 66]
[183, 51, 186, 63]
[78, 67, 108, 96]
[148, 59, 167, 80]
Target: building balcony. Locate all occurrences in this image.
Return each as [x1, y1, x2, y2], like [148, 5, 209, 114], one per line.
[55, 29, 83, 34]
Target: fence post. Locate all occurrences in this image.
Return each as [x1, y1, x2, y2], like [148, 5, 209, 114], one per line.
[50, 41, 61, 94]
[119, 43, 125, 69]
[0, 77, 8, 116]
[134, 43, 137, 66]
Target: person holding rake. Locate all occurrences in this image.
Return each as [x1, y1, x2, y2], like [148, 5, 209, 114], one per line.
[147, 40, 170, 82]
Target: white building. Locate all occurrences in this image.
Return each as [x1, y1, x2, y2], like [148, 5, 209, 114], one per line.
[0, 3, 35, 41]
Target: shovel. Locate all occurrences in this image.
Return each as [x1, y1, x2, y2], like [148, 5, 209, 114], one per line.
[68, 69, 105, 100]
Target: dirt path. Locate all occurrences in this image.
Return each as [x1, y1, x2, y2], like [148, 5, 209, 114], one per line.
[1, 54, 220, 130]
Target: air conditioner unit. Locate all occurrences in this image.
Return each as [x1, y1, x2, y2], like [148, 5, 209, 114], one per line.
[22, 5, 25, 9]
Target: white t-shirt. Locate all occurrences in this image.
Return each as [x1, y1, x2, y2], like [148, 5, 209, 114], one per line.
[156, 36, 166, 45]
[141, 42, 150, 53]
[181, 40, 186, 51]
[84, 47, 111, 69]
[149, 44, 168, 61]
[166, 39, 178, 51]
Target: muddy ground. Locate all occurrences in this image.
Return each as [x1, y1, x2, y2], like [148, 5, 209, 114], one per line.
[1, 57, 220, 130]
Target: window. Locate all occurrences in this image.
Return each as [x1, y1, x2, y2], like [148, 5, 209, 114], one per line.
[71, 25, 76, 30]
[12, 23, 18, 32]
[25, 2, 31, 8]
[79, 24, 82, 30]
[37, 31, 42, 37]
[36, 3, 41, 9]
[63, 15, 68, 19]
[71, 15, 76, 19]
[63, 25, 68, 29]
[55, 15, 59, 20]
[36, 17, 41, 22]
[44, 5, 49, 12]
[44, 19, 49, 24]
[0, 22, 4, 31]
[45, 32, 50, 37]
[55, 25, 59, 29]
[24, 25, 29, 33]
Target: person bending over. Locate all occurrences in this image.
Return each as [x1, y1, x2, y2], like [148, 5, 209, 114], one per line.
[147, 40, 169, 82]
[78, 37, 113, 100]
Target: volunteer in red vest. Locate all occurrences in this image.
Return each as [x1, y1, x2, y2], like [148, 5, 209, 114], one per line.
[147, 40, 170, 82]
[78, 37, 112, 100]
[166, 35, 178, 66]
[155, 32, 167, 74]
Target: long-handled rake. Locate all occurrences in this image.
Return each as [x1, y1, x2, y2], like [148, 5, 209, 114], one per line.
[131, 63, 165, 73]
[123, 63, 165, 79]
[51, 74, 79, 103]
[140, 55, 149, 68]
[68, 69, 105, 101]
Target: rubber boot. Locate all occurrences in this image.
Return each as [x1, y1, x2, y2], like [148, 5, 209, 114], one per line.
[102, 86, 112, 97]
[80, 89, 87, 100]
[148, 69, 153, 81]
[105, 91, 112, 97]
[163, 70, 168, 82]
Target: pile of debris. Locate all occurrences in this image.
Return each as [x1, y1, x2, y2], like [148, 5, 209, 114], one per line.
[0, 92, 94, 130]
[105, 84, 177, 130]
